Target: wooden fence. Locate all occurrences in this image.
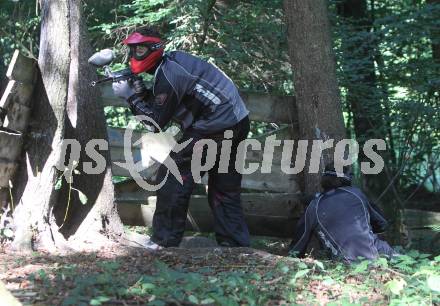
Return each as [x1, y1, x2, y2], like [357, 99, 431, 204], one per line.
[0, 51, 37, 193]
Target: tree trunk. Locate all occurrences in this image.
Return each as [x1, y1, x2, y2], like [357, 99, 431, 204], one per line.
[10, 0, 123, 252]
[283, 0, 346, 195]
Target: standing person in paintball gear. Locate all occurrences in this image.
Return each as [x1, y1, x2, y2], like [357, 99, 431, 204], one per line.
[112, 27, 250, 249]
[289, 163, 397, 263]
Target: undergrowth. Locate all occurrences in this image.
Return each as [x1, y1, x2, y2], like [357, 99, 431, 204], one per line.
[23, 248, 439, 305]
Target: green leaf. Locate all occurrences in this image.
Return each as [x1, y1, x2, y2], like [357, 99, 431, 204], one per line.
[55, 177, 63, 190]
[141, 283, 155, 291]
[279, 264, 290, 273]
[90, 296, 110, 305]
[75, 189, 88, 205]
[427, 275, 440, 292]
[188, 295, 199, 304]
[322, 277, 335, 286]
[353, 260, 369, 274]
[314, 260, 325, 270]
[201, 298, 215, 304]
[294, 269, 310, 279]
[377, 257, 389, 268]
[2, 228, 14, 238]
[386, 278, 407, 295]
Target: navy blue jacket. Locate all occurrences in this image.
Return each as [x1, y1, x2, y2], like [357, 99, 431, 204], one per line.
[289, 186, 395, 262]
[128, 51, 249, 133]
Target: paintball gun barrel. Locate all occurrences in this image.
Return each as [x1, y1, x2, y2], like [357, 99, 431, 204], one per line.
[88, 49, 137, 87]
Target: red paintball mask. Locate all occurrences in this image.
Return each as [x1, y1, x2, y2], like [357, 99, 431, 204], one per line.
[123, 32, 164, 74]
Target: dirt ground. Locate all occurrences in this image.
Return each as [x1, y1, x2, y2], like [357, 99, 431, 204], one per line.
[0, 239, 393, 306]
[0, 245, 283, 305]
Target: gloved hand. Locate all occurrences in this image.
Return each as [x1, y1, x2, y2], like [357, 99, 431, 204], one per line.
[133, 78, 147, 95]
[112, 80, 135, 100]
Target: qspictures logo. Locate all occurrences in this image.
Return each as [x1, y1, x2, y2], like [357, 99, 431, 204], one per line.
[56, 115, 386, 191]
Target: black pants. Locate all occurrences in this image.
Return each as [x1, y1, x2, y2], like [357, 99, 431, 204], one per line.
[152, 116, 250, 247]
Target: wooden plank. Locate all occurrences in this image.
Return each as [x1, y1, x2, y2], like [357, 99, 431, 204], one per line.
[407, 229, 440, 254]
[0, 80, 35, 109]
[107, 127, 144, 149]
[201, 168, 298, 192]
[0, 160, 18, 188]
[6, 50, 37, 84]
[240, 91, 297, 124]
[3, 102, 31, 132]
[0, 53, 38, 188]
[117, 193, 301, 216]
[108, 126, 300, 192]
[112, 162, 298, 192]
[116, 192, 155, 203]
[101, 83, 297, 124]
[0, 133, 23, 160]
[111, 159, 161, 179]
[403, 209, 440, 228]
[108, 130, 287, 166]
[110, 146, 142, 164]
[117, 193, 302, 237]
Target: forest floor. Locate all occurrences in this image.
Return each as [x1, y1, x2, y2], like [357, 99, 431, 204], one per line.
[0, 230, 439, 306]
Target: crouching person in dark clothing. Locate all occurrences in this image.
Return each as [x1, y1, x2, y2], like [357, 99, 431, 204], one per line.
[112, 27, 250, 249]
[289, 164, 396, 263]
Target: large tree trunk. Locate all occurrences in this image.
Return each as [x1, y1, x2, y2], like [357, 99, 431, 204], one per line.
[283, 0, 346, 195]
[10, 0, 124, 252]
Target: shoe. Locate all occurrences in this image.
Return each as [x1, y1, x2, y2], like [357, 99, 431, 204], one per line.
[218, 241, 234, 247]
[144, 240, 163, 251]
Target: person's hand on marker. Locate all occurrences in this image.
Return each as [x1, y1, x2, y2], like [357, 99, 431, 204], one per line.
[112, 79, 136, 100]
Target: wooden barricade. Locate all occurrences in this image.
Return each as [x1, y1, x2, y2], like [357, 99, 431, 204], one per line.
[0, 51, 37, 204]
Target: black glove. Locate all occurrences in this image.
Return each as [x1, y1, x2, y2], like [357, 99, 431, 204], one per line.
[132, 77, 151, 99]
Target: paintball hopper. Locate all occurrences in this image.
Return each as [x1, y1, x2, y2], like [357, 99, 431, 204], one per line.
[88, 49, 115, 67]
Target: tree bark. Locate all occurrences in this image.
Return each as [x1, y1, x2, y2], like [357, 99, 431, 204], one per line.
[283, 0, 346, 195]
[10, 0, 123, 252]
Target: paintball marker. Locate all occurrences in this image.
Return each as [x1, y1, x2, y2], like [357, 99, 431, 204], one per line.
[88, 49, 137, 87]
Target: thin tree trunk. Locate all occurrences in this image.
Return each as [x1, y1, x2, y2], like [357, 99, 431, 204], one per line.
[198, 0, 217, 51]
[283, 0, 346, 195]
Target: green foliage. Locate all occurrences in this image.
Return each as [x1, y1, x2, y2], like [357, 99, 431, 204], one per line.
[24, 250, 440, 305]
[128, 260, 267, 305]
[0, 0, 40, 79]
[332, 0, 440, 194]
[104, 106, 133, 128]
[94, 0, 291, 94]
